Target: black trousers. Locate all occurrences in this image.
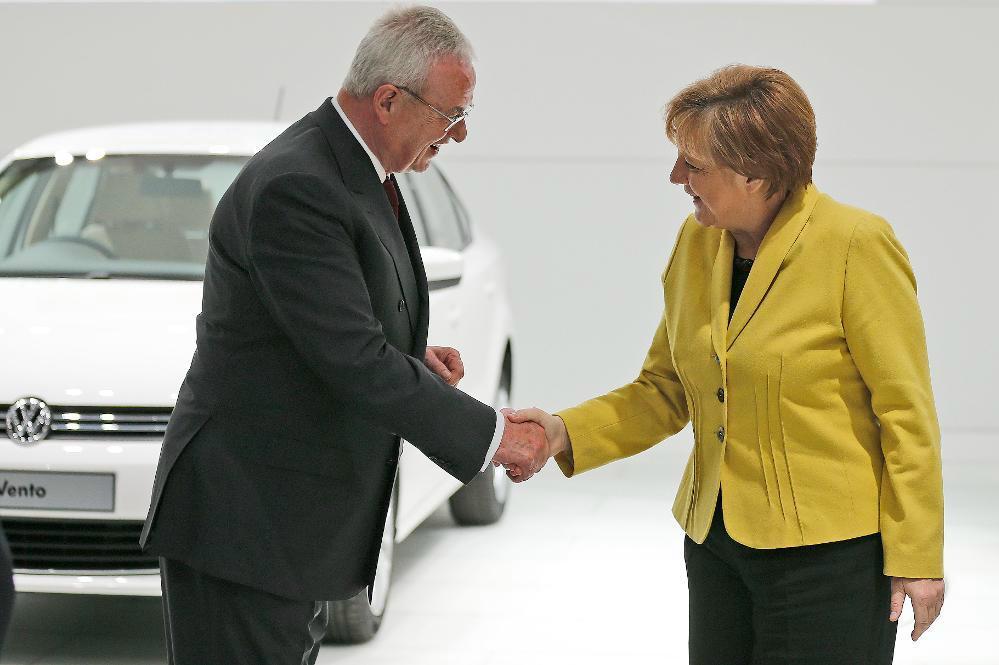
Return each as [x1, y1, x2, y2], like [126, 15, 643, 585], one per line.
[685, 502, 897, 665]
[159, 557, 328, 665]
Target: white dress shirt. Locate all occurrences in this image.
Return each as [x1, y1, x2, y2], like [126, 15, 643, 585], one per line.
[329, 98, 505, 473]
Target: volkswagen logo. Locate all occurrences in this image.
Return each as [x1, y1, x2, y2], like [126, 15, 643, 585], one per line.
[6, 397, 52, 445]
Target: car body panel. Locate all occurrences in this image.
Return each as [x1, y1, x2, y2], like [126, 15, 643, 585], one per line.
[0, 278, 200, 406]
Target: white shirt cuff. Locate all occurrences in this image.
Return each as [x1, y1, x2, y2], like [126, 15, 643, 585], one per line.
[480, 409, 506, 473]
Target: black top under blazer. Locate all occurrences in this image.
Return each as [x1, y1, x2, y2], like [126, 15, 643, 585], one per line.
[140, 99, 497, 601]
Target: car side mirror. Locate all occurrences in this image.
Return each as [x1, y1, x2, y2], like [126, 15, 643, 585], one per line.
[420, 246, 463, 291]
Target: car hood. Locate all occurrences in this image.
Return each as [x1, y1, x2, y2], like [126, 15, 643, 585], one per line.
[0, 278, 201, 407]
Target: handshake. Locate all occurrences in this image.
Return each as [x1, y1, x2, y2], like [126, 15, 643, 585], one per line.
[422, 347, 568, 482]
[490, 408, 570, 482]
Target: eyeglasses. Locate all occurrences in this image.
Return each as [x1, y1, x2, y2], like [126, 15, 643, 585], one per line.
[395, 85, 472, 134]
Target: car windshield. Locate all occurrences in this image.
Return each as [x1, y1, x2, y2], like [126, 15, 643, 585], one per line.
[0, 154, 246, 280]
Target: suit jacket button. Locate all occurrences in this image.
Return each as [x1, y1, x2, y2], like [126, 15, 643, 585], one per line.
[398, 299, 406, 312]
[716, 426, 725, 442]
[717, 388, 725, 403]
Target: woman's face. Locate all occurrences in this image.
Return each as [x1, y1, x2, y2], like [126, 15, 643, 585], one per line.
[669, 153, 749, 230]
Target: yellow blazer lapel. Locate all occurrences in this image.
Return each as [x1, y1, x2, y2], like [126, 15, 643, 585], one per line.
[726, 185, 820, 350]
[710, 230, 735, 360]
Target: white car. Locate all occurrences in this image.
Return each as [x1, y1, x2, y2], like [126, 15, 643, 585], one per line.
[0, 123, 516, 643]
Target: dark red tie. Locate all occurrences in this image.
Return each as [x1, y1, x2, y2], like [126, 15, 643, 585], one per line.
[382, 175, 400, 219]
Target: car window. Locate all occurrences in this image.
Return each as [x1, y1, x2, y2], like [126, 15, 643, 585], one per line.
[0, 154, 246, 279]
[437, 169, 473, 243]
[53, 163, 100, 235]
[0, 168, 40, 254]
[395, 174, 428, 246]
[408, 166, 468, 251]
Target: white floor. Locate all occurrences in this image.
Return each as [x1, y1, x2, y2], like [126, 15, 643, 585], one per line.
[2, 429, 995, 665]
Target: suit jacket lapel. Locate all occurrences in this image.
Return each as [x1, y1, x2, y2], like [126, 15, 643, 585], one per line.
[710, 230, 735, 361]
[309, 100, 421, 336]
[726, 184, 820, 350]
[393, 179, 430, 354]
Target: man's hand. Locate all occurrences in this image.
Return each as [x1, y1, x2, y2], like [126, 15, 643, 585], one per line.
[491, 408, 549, 482]
[497, 407, 572, 481]
[890, 577, 945, 641]
[424, 346, 464, 386]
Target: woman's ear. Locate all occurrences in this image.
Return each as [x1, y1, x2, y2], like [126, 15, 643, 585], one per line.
[744, 176, 768, 197]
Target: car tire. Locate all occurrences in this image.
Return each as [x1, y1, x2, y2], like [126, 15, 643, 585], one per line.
[448, 369, 512, 526]
[324, 479, 397, 644]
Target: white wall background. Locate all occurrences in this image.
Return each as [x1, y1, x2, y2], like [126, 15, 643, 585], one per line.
[1, 0, 996, 433]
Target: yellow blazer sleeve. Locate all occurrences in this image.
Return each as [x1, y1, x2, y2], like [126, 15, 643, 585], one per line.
[843, 217, 944, 578]
[554, 301, 690, 477]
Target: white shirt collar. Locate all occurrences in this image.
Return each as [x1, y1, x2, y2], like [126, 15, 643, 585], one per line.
[330, 97, 388, 183]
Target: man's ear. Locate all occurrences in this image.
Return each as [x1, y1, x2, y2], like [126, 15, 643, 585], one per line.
[372, 84, 399, 126]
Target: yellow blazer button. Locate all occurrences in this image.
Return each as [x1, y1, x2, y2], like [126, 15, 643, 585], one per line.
[716, 426, 725, 442]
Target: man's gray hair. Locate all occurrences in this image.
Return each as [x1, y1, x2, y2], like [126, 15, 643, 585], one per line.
[343, 6, 474, 97]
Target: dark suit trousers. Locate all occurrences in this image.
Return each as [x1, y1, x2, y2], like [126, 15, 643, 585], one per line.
[684, 500, 897, 665]
[159, 557, 328, 665]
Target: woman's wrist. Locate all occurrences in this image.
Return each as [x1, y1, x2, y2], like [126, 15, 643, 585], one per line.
[552, 415, 572, 457]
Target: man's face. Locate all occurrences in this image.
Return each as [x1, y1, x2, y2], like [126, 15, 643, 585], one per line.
[391, 55, 475, 173]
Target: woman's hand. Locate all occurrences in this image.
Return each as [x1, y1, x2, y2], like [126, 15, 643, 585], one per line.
[506, 408, 570, 455]
[890, 576, 945, 640]
[501, 408, 571, 479]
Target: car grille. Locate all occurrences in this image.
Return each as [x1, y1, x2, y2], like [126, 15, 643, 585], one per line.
[1, 518, 158, 572]
[2, 404, 172, 438]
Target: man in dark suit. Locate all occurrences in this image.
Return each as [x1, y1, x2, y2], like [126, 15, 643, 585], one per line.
[140, 7, 549, 663]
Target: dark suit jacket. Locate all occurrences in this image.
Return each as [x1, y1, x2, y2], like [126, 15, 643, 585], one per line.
[140, 99, 497, 601]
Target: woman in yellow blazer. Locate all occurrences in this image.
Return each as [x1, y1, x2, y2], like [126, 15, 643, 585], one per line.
[508, 65, 944, 664]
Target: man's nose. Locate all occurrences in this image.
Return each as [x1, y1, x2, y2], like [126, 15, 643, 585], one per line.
[448, 119, 468, 143]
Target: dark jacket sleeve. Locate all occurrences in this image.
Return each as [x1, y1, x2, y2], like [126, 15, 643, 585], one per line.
[245, 171, 495, 482]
